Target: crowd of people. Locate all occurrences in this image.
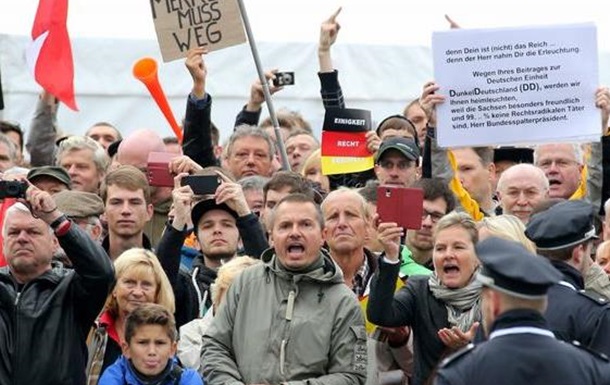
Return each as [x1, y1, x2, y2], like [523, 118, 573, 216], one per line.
[3, 8, 610, 385]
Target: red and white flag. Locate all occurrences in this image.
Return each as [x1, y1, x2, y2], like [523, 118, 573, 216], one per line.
[26, 0, 78, 111]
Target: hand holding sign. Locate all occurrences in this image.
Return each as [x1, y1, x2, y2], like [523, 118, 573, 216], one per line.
[418, 81, 445, 127]
[595, 86, 610, 133]
[365, 131, 381, 154]
[321, 108, 374, 175]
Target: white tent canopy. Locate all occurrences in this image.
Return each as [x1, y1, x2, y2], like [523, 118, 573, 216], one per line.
[2, 0, 610, 142]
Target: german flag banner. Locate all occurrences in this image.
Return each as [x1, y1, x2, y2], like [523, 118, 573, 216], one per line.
[321, 108, 374, 175]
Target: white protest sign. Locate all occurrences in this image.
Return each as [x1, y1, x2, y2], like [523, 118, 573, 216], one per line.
[150, 0, 247, 62]
[432, 24, 598, 148]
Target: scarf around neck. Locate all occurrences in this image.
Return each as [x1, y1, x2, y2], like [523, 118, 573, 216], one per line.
[428, 268, 482, 332]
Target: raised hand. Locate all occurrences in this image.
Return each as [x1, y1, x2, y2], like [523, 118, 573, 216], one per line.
[246, 70, 283, 112]
[374, 214, 404, 261]
[185, 47, 209, 99]
[214, 171, 251, 217]
[319, 7, 342, 52]
[419, 81, 446, 127]
[595, 86, 610, 133]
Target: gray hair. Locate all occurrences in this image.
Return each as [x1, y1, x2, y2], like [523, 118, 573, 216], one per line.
[56, 136, 110, 173]
[238, 175, 269, 192]
[2, 203, 53, 237]
[533, 143, 584, 165]
[225, 125, 276, 160]
[321, 187, 371, 221]
[0, 133, 18, 164]
[497, 163, 549, 193]
[3, 166, 30, 178]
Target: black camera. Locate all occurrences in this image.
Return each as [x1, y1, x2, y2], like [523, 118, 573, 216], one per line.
[0, 180, 28, 199]
[273, 71, 295, 87]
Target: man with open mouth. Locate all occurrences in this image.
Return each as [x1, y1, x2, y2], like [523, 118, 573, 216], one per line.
[202, 193, 367, 385]
[534, 143, 584, 200]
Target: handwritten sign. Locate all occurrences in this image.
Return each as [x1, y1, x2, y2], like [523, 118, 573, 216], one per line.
[432, 24, 599, 147]
[150, 0, 247, 62]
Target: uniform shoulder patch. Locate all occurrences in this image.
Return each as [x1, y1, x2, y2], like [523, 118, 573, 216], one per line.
[439, 343, 476, 368]
[570, 340, 610, 362]
[578, 290, 609, 306]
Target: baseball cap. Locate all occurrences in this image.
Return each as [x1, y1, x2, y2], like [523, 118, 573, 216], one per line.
[375, 137, 420, 163]
[191, 199, 239, 229]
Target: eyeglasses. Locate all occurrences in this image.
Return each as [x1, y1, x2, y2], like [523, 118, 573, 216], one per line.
[422, 209, 444, 224]
[537, 158, 579, 170]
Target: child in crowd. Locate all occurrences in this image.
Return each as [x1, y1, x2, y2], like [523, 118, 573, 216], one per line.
[99, 303, 203, 385]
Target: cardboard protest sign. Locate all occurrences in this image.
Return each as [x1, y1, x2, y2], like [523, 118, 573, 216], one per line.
[321, 108, 374, 175]
[150, 0, 247, 62]
[432, 23, 598, 147]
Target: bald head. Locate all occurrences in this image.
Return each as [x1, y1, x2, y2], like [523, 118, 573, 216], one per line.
[497, 163, 549, 223]
[596, 241, 610, 276]
[117, 129, 166, 169]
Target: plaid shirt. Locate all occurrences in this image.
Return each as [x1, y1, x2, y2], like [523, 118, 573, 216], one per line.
[352, 256, 370, 297]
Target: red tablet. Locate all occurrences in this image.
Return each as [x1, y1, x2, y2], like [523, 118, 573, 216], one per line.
[376, 186, 424, 230]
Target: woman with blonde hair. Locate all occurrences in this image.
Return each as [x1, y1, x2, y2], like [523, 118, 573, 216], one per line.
[368, 211, 483, 385]
[301, 149, 330, 194]
[178, 256, 261, 371]
[86, 248, 175, 384]
[478, 214, 536, 253]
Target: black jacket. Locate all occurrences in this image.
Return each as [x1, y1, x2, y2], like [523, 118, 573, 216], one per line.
[367, 259, 460, 385]
[0, 223, 115, 385]
[157, 213, 268, 326]
[182, 94, 219, 169]
[545, 260, 610, 356]
[435, 309, 610, 385]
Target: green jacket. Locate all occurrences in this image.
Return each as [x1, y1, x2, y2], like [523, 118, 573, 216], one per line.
[201, 248, 368, 385]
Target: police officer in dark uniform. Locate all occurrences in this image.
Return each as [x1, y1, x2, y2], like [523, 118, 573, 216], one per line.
[525, 200, 610, 355]
[435, 237, 610, 385]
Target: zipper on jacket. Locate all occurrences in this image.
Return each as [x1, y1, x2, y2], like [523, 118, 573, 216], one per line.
[280, 290, 296, 375]
[14, 291, 21, 306]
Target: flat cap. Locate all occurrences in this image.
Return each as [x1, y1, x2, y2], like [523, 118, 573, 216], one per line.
[27, 166, 71, 188]
[525, 200, 597, 250]
[191, 199, 238, 228]
[53, 190, 105, 218]
[375, 137, 420, 163]
[476, 237, 562, 299]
